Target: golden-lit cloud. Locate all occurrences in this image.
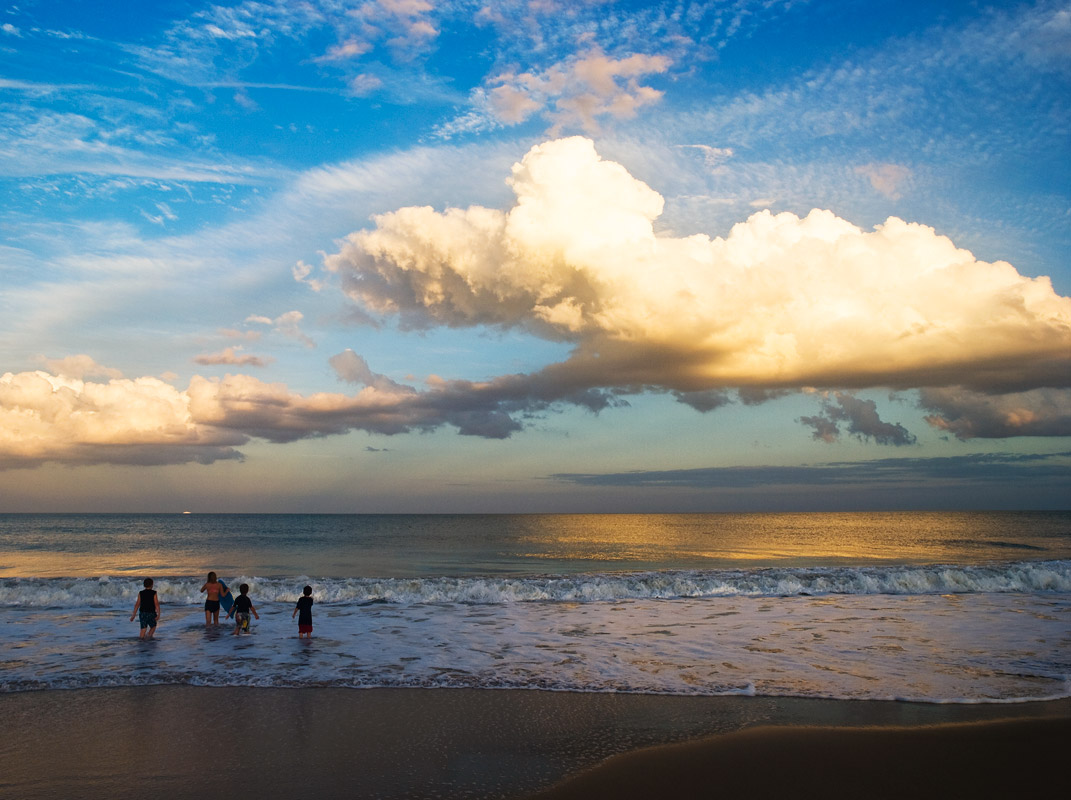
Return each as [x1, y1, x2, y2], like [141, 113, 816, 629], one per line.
[0, 356, 537, 467]
[5, 138, 1071, 470]
[40, 355, 123, 380]
[326, 137, 1071, 395]
[0, 369, 245, 467]
[919, 387, 1071, 439]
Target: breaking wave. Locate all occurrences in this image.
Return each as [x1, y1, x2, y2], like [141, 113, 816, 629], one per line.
[3, 559, 1069, 608]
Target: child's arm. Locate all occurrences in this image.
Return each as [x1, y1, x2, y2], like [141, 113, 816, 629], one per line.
[292, 603, 297, 619]
[154, 593, 161, 619]
[250, 602, 260, 619]
[129, 596, 141, 621]
[199, 583, 207, 593]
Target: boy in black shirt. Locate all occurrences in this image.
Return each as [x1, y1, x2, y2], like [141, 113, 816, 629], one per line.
[129, 577, 160, 640]
[226, 583, 259, 636]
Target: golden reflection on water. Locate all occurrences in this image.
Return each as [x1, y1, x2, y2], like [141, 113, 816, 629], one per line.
[0, 546, 254, 579]
[2, 510, 1062, 579]
[0, 549, 188, 579]
[512, 512, 1025, 568]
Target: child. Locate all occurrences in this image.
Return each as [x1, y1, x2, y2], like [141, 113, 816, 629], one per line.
[292, 585, 314, 638]
[199, 571, 231, 626]
[129, 577, 160, 639]
[226, 583, 259, 636]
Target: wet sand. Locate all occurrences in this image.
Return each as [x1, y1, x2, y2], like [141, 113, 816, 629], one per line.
[529, 716, 1070, 799]
[0, 687, 1067, 799]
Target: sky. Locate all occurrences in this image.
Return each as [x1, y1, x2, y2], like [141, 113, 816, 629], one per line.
[1, 0, 1070, 513]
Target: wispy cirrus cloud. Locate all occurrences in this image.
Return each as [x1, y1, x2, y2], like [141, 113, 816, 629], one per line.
[0, 78, 94, 92]
[0, 108, 271, 185]
[684, 0, 1071, 163]
[129, 0, 441, 94]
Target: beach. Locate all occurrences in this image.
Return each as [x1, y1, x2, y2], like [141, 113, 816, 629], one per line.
[1, 687, 1068, 799]
[2, 513, 1069, 797]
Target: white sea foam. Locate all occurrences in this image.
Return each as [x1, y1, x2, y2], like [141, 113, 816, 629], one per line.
[2, 560, 1069, 608]
[1, 591, 1069, 704]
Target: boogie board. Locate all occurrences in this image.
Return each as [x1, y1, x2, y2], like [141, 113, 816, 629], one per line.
[218, 579, 234, 615]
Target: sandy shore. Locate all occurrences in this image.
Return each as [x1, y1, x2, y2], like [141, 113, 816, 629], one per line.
[1, 687, 1067, 799]
[529, 716, 1071, 799]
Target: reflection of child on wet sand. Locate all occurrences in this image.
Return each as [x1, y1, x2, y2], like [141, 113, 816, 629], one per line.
[199, 571, 231, 625]
[226, 583, 259, 636]
[129, 578, 160, 639]
[292, 585, 314, 638]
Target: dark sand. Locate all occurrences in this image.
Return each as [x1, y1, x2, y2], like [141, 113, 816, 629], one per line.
[529, 717, 1071, 799]
[0, 687, 1067, 799]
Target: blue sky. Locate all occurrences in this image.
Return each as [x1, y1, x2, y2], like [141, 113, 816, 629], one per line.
[1, 0, 1069, 512]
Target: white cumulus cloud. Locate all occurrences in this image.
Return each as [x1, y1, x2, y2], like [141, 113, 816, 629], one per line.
[7, 137, 1071, 470]
[0, 370, 245, 468]
[326, 137, 1071, 396]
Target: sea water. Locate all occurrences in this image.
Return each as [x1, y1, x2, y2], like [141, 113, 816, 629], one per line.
[1, 512, 1069, 702]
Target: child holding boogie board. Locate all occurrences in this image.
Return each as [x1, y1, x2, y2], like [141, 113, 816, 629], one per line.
[126, 577, 316, 640]
[199, 571, 231, 626]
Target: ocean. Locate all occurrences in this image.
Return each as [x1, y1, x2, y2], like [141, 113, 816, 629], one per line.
[1, 512, 1069, 703]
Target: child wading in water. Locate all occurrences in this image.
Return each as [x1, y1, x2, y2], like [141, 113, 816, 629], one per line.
[227, 583, 259, 636]
[129, 578, 161, 639]
[292, 585, 314, 638]
[200, 571, 231, 625]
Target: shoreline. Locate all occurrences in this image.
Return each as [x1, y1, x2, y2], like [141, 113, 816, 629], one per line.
[1, 687, 1068, 799]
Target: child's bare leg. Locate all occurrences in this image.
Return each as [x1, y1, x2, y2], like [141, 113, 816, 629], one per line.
[205, 609, 211, 625]
[146, 626, 155, 639]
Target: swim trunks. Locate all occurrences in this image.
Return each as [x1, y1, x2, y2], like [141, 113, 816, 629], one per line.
[235, 612, 251, 630]
[138, 611, 157, 629]
[298, 624, 313, 634]
[205, 599, 220, 613]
